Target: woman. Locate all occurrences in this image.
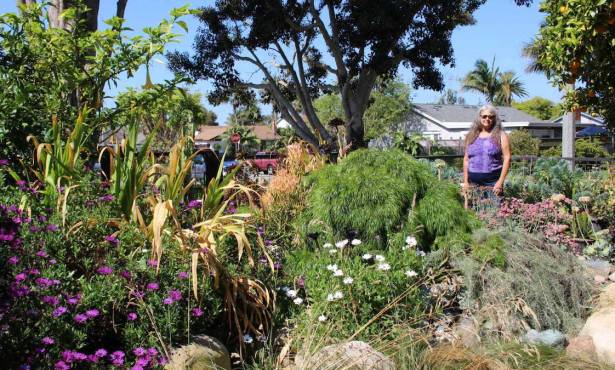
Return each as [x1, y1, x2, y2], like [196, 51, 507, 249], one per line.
[463, 105, 511, 195]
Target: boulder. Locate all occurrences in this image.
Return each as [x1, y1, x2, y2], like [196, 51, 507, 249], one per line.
[595, 275, 607, 284]
[298, 341, 395, 370]
[566, 336, 597, 361]
[522, 329, 566, 347]
[165, 335, 231, 370]
[579, 307, 615, 364]
[452, 317, 480, 348]
[585, 259, 613, 279]
[597, 283, 615, 309]
[609, 273, 615, 282]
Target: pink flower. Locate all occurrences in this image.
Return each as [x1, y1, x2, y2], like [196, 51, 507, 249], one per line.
[127, 312, 137, 321]
[191, 307, 204, 317]
[177, 271, 189, 279]
[97, 266, 112, 275]
[41, 337, 55, 345]
[74, 314, 88, 323]
[52, 306, 67, 317]
[85, 309, 99, 318]
[8, 256, 19, 265]
[146, 282, 159, 291]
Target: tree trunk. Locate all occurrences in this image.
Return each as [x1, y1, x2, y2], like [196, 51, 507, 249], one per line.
[340, 70, 377, 150]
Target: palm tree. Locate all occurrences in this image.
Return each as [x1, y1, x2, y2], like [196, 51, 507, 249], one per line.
[462, 58, 528, 106]
[495, 71, 528, 106]
[461, 59, 501, 103]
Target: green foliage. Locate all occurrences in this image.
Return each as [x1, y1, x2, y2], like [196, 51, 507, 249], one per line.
[512, 97, 562, 120]
[300, 149, 435, 245]
[541, 138, 609, 158]
[414, 183, 472, 245]
[220, 125, 260, 159]
[530, 0, 615, 129]
[437, 89, 466, 105]
[0, 3, 192, 161]
[470, 229, 507, 268]
[461, 58, 527, 106]
[392, 132, 425, 156]
[508, 129, 541, 156]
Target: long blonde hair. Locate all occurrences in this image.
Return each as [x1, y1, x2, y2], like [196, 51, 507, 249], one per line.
[464, 105, 503, 147]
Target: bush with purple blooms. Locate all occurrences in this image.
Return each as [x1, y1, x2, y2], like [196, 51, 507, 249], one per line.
[0, 175, 224, 369]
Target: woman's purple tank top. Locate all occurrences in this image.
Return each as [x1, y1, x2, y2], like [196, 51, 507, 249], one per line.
[467, 137, 503, 173]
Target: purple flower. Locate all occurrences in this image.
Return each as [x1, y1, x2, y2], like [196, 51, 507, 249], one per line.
[186, 199, 202, 210]
[35, 250, 48, 258]
[85, 309, 99, 318]
[147, 348, 158, 356]
[264, 239, 272, 246]
[120, 270, 132, 280]
[41, 295, 60, 306]
[131, 290, 145, 299]
[41, 337, 55, 345]
[147, 259, 158, 268]
[8, 256, 19, 265]
[192, 307, 204, 317]
[109, 351, 125, 366]
[273, 262, 283, 271]
[29, 225, 41, 233]
[49, 259, 57, 265]
[132, 365, 144, 370]
[16, 180, 27, 190]
[146, 282, 159, 291]
[257, 226, 264, 235]
[87, 355, 99, 363]
[94, 348, 108, 358]
[54, 361, 70, 370]
[177, 271, 189, 280]
[74, 314, 88, 323]
[99, 194, 114, 202]
[97, 266, 112, 275]
[133, 347, 146, 356]
[135, 357, 149, 366]
[0, 159, 8, 166]
[46, 224, 59, 232]
[15, 273, 26, 282]
[28, 268, 40, 275]
[163, 297, 173, 305]
[35, 277, 53, 287]
[168, 290, 182, 301]
[104, 235, 119, 246]
[127, 312, 137, 321]
[66, 294, 81, 305]
[52, 306, 67, 317]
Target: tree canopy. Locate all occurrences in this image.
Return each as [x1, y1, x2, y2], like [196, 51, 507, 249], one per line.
[437, 89, 466, 105]
[168, 0, 494, 150]
[528, 0, 615, 129]
[461, 59, 527, 106]
[512, 97, 562, 120]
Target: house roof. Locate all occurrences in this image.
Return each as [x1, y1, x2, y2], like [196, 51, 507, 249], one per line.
[552, 112, 605, 126]
[412, 104, 551, 129]
[194, 125, 280, 141]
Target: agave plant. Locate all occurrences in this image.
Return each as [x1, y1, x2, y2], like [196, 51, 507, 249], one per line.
[152, 136, 199, 206]
[27, 107, 91, 201]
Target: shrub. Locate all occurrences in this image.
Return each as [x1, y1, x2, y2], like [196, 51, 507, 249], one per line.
[541, 139, 609, 158]
[509, 129, 541, 156]
[299, 149, 437, 246]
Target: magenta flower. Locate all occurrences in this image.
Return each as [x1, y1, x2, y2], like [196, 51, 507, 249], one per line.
[147, 348, 158, 356]
[41, 295, 60, 306]
[54, 361, 70, 370]
[127, 312, 137, 321]
[97, 266, 112, 275]
[8, 256, 19, 265]
[186, 199, 202, 210]
[35, 277, 53, 287]
[104, 235, 119, 246]
[0, 159, 8, 166]
[66, 294, 81, 305]
[85, 309, 99, 318]
[109, 351, 125, 366]
[74, 314, 88, 323]
[28, 268, 40, 275]
[15, 273, 26, 282]
[168, 290, 182, 301]
[46, 224, 59, 232]
[99, 194, 114, 202]
[52, 306, 67, 317]
[191, 307, 204, 317]
[41, 337, 55, 345]
[35, 250, 48, 258]
[133, 347, 146, 356]
[163, 297, 173, 305]
[120, 270, 132, 279]
[132, 365, 144, 370]
[177, 271, 189, 280]
[147, 259, 158, 268]
[94, 348, 108, 358]
[146, 282, 159, 291]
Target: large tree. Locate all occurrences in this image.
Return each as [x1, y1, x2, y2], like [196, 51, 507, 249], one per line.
[512, 97, 562, 120]
[168, 0, 493, 150]
[461, 59, 527, 106]
[529, 0, 615, 129]
[17, 0, 128, 31]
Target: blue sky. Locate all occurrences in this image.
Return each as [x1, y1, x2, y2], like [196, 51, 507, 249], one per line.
[1, 1, 561, 124]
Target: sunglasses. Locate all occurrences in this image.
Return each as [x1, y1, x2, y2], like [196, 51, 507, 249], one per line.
[480, 115, 496, 119]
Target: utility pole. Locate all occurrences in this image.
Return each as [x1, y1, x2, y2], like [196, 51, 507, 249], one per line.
[561, 83, 578, 171]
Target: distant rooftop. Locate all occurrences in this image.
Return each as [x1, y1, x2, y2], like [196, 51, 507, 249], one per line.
[413, 104, 548, 123]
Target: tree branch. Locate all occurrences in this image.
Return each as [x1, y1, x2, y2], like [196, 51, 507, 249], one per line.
[116, 0, 128, 19]
[307, 0, 347, 83]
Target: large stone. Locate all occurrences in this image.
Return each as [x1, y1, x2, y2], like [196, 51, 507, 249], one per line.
[165, 335, 231, 370]
[298, 341, 395, 370]
[452, 317, 480, 348]
[579, 307, 615, 364]
[597, 283, 615, 309]
[566, 336, 597, 361]
[609, 273, 615, 282]
[585, 259, 613, 279]
[522, 329, 566, 347]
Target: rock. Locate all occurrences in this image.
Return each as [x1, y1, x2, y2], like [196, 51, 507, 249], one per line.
[579, 307, 615, 364]
[610, 272, 615, 282]
[566, 336, 597, 361]
[165, 335, 231, 370]
[299, 341, 395, 370]
[452, 317, 480, 348]
[595, 275, 607, 284]
[598, 284, 615, 309]
[522, 329, 566, 347]
[585, 259, 613, 279]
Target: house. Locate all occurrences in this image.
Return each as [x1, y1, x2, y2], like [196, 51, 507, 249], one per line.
[194, 125, 280, 154]
[373, 104, 604, 152]
[551, 111, 606, 129]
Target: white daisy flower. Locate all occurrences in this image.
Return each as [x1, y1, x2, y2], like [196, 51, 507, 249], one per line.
[328, 249, 338, 255]
[333, 269, 344, 277]
[351, 239, 362, 246]
[293, 297, 304, 305]
[405, 236, 417, 247]
[361, 253, 373, 261]
[286, 289, 297, 298]
[333, 291, 344, 299]
[343, 277, 354, 285]
[323, 242, 333, 249]
[377, 263, 391, 271]
[326, 264, 338, 271]
[326, 293, 335, 302]
[375, 255, 386, 262]
[243, 334, 254, 344]
[318, 314, 327, 322]
[405, 270, 418, 278]
[335, 239, 349, 249]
